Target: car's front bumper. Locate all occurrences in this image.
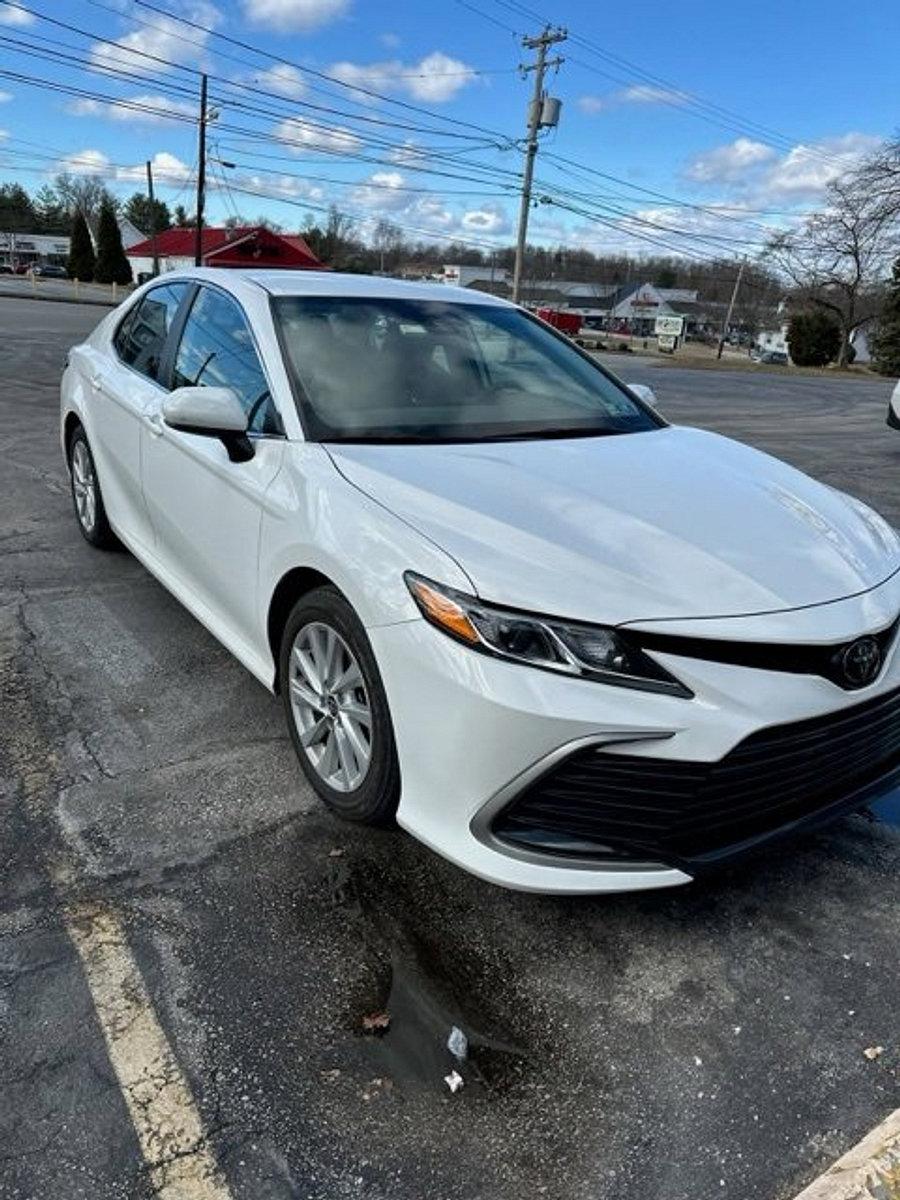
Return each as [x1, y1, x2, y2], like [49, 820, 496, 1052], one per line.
[369, 575, 900, 894]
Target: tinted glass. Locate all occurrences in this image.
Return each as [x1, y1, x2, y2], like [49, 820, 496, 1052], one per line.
[114, 283, 188, 382]
[173, 287, 279, 434]
[273, 297, 660, 443]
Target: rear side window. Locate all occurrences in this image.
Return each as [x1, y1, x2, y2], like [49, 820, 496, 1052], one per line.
[113, 282, 188, 382]
[172, 286, 280, 434]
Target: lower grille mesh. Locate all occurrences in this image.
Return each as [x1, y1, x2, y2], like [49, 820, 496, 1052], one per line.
[493, 687, 900, 865]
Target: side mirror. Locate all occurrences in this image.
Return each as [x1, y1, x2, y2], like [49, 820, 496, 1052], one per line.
[163, 386, 254, 463]
[627, 382, 658, 408]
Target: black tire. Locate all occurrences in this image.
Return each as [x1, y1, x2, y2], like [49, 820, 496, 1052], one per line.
[279, 586, 400, 825]
[67, 425, 118, 550]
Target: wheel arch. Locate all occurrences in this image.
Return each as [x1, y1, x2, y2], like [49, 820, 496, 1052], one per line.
[62, 411, 83, 462]
[267, 566, 348, 689]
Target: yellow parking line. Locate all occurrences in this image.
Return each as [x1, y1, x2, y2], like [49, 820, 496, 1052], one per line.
[66, 900, 234, 1200]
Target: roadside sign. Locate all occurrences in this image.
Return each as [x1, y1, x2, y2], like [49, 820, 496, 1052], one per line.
[657, 333, 677, 352]
[655, 315, 685, 336]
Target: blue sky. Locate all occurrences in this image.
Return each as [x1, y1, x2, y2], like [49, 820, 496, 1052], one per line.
[0, 0, 898, 257]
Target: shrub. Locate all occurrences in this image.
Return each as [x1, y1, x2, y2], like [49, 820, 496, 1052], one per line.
[786, 310, 841, 367]
[93, 197, 133, 285]
[66, 211, 94, 282]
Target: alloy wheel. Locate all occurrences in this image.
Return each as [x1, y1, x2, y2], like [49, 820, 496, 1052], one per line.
[71, 440, 97, 534]
[288, 621, 373, 792]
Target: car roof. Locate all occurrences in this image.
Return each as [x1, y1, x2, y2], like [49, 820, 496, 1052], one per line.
[160, 267, 513, 308]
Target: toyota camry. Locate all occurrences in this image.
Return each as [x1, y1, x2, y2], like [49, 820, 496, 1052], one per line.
[61, 270, 900, 893]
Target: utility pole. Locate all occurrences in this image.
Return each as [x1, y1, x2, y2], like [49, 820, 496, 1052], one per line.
[194, 73, 208, 268]
[145, 159, 160, 277]
[717, 258, 746, 359]
[512, 26, 566, 306]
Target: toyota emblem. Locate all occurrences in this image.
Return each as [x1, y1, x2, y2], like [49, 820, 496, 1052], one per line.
[841, 637, 882, 687]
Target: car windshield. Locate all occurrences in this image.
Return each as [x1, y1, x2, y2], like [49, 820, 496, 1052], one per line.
[273, 296, 660, 443]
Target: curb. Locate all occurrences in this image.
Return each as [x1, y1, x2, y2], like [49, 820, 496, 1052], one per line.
[0, 287, 118, 308]
[791, 1108, 900, 1200]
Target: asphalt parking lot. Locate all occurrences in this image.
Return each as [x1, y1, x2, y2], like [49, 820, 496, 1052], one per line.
[2, 295, 899, 1200]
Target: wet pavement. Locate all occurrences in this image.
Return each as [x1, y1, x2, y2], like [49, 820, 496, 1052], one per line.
[2, 296, 900, 1200]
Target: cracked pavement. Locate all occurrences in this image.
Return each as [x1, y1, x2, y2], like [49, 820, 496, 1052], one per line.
[1, 296, 900, 1200]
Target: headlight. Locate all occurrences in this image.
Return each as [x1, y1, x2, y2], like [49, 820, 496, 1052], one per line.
[405, 573, 692, 698]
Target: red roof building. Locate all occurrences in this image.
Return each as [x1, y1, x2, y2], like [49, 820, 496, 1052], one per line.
[126, 225, 325, 275]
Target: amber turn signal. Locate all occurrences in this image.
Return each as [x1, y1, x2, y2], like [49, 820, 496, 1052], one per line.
[407, 577, 481, 644]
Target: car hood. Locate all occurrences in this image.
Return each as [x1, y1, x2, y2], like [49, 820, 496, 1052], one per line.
[328, 426, 900, 625]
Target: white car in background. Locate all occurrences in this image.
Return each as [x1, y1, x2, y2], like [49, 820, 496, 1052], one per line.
[61, 270, 900, 894]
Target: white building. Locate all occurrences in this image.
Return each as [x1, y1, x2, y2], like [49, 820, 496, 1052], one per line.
[0, 231, 69, 268]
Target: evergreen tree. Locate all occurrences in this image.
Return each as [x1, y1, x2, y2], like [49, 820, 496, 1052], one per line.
[124, 192, 172, 235]
[67, 211, 95, 282]
[786, 310, 842, 367]
[871, 259, 900, 377]
[34, 186, 71, 235]
[0, 183, 36, 232]
[93, 197, 133, 285]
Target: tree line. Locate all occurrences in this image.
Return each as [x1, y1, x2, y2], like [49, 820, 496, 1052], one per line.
[3, 143, 900, 372]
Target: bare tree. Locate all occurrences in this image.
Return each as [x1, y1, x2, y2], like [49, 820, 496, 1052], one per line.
[767, 173, 896, 365]
[372, 218, 403, 272]
[53, 173, 111, 223]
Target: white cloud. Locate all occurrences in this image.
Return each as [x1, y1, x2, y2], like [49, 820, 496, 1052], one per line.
[388, 139, 427, 166]
[578, 84, 688, 116]
[461, 203, 509, 234]
[404, 52, 475, 103]
[351, 170, 408, 211]
[68, 94, 196, 124]
[329, 51, 476, 104]
[684, 131, 882, 204]
[0, 3, 33, 26]
[621, 84, 688, 106]
[242, 0, 349, 32]
[0, 91, 11, 103]
[762, 133, 881, 199]
[0, 129, 8, 141]
[380, 32, 400, 49]
[255, 63, 306, 98]
[344, 168, 511, 243]
[90, 2, 220, 77]
[58, 149, 110, 177]
[275, 116, 363, 155]
[241, 173, 324, 202]
[577, 94, 612, 115]
[117, 151, 191, 184]
[685, 137, 777, 183]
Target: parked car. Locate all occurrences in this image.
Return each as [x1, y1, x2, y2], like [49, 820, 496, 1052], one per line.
[60, 270, 900, 894]
[0, 264, 12, 275]
[32, 263, 69, 279]
[13, 263, 31, 274]
[754, 349, 789, 365]
[888, 379, 900, 429]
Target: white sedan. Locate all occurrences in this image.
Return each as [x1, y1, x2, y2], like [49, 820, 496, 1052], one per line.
[61, 269, 900, 894]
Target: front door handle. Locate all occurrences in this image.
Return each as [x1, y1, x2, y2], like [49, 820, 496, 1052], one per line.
[145, 412, 164, 437]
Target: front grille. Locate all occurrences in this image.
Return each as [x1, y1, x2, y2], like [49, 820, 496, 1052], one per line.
[492, 686, 900, 867]
[630, 617, 899, 691]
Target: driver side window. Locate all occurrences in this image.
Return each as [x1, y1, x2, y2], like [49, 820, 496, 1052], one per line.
[172, 287, 281, 434]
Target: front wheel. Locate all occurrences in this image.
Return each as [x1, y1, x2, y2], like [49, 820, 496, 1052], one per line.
[68, 426, 118, 549]
[280, 587, 400, 825]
